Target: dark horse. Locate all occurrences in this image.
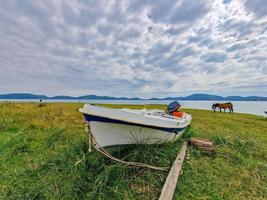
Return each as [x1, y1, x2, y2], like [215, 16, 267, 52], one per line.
[212, 102, 233, 113]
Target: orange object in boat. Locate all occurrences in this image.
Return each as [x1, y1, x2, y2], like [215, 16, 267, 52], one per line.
[172, 111, 184, 117]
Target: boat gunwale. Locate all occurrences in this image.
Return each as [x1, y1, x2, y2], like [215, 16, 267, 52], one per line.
[79, 107, 192, 129]
[82, 113, 189, 133]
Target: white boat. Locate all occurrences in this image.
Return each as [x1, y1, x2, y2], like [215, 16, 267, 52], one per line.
[79, 104, 192, 147]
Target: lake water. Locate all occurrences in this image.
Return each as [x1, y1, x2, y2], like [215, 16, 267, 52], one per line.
[1, 99, 267, 116]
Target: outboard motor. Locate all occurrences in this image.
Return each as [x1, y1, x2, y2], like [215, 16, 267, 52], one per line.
[167, 101, 181, 114]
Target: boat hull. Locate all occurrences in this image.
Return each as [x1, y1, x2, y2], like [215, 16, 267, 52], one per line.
[89, 121, 185, 147]
[85, 115, 186, 147]
[80, 104, 191, 147]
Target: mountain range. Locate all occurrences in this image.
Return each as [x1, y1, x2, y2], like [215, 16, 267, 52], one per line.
[0, 93, 266, 101]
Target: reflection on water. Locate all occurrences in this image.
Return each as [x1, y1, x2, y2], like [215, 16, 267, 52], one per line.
[1, 99, 267, 116]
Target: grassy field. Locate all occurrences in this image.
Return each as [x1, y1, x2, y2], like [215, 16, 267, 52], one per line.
[0, 102, 266, 200]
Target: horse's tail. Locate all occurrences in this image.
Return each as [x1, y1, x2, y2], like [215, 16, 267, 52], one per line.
[227, 102, 234, 112]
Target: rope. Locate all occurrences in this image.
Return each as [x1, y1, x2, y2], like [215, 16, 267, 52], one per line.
[86, 123, 169, 171]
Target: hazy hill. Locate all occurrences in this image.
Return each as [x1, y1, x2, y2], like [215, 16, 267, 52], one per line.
[0, 93, 266, 101]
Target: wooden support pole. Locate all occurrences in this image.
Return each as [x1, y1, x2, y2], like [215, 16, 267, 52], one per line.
[159, 141, 188, 200]
[86, 123, 92, 153]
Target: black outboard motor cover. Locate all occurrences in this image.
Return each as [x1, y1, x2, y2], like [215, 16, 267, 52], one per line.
[167, 101, 181, 114]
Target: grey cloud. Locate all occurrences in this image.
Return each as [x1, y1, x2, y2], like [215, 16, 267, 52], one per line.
[130, 52, 143, 60]
[61, 1, 106, 28]
[106, 3, 126, 25]
[165, 24, 189, 36]
[149, 0, 210, 24]
[226, 42, 246, 52]
[187, 36, 200, 44]
[201, 52, 227, 63]
[116, 28, 142, 41]
[168, 46, 196, 62]
[244, 0, 267, 18]
[198, 38, 222, 49]
[168, 0, 210, 23]
[146, 42, 173, 57]
[178, 47, 195, 58]
[144, 45, 180, 69]
[187, 28, 222, 49]
[220, 18, 256, 39]
[223, 0, 231, 4]
[149, 0, 176, 23]
[97, 23, 112, 36]
[127, 0, 148, 12]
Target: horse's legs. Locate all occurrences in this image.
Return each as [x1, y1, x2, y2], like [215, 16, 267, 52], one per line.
[220, 108, 221, 112]
[224, 108, 226, 113]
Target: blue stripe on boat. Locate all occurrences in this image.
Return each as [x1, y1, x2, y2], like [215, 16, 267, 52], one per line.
[83, 114, 186, 134]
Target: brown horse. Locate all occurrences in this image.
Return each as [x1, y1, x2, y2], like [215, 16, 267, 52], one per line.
[212, 102, 233, 113]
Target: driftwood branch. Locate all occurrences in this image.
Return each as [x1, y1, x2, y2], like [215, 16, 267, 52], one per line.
[189, 138, 215, 154]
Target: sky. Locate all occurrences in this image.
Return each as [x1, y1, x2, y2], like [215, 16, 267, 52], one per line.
[0, 0, 266, 98]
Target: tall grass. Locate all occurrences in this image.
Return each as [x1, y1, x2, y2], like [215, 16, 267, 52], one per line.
[0, 103, 266, 199]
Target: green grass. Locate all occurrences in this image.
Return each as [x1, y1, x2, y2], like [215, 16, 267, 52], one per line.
[0, 102, 266, 200]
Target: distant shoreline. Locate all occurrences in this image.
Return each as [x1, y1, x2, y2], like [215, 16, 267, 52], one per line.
[1, 99, 267, 102]
[0, 93, 267, 101]
[1, 99, 266, 116]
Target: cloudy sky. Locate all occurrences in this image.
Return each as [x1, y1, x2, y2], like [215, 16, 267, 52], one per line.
[0, 0, 266, 98]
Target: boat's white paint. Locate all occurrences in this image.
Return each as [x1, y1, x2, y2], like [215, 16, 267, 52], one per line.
[90, 121, 183, 147]
[79, 104, 192, 147]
